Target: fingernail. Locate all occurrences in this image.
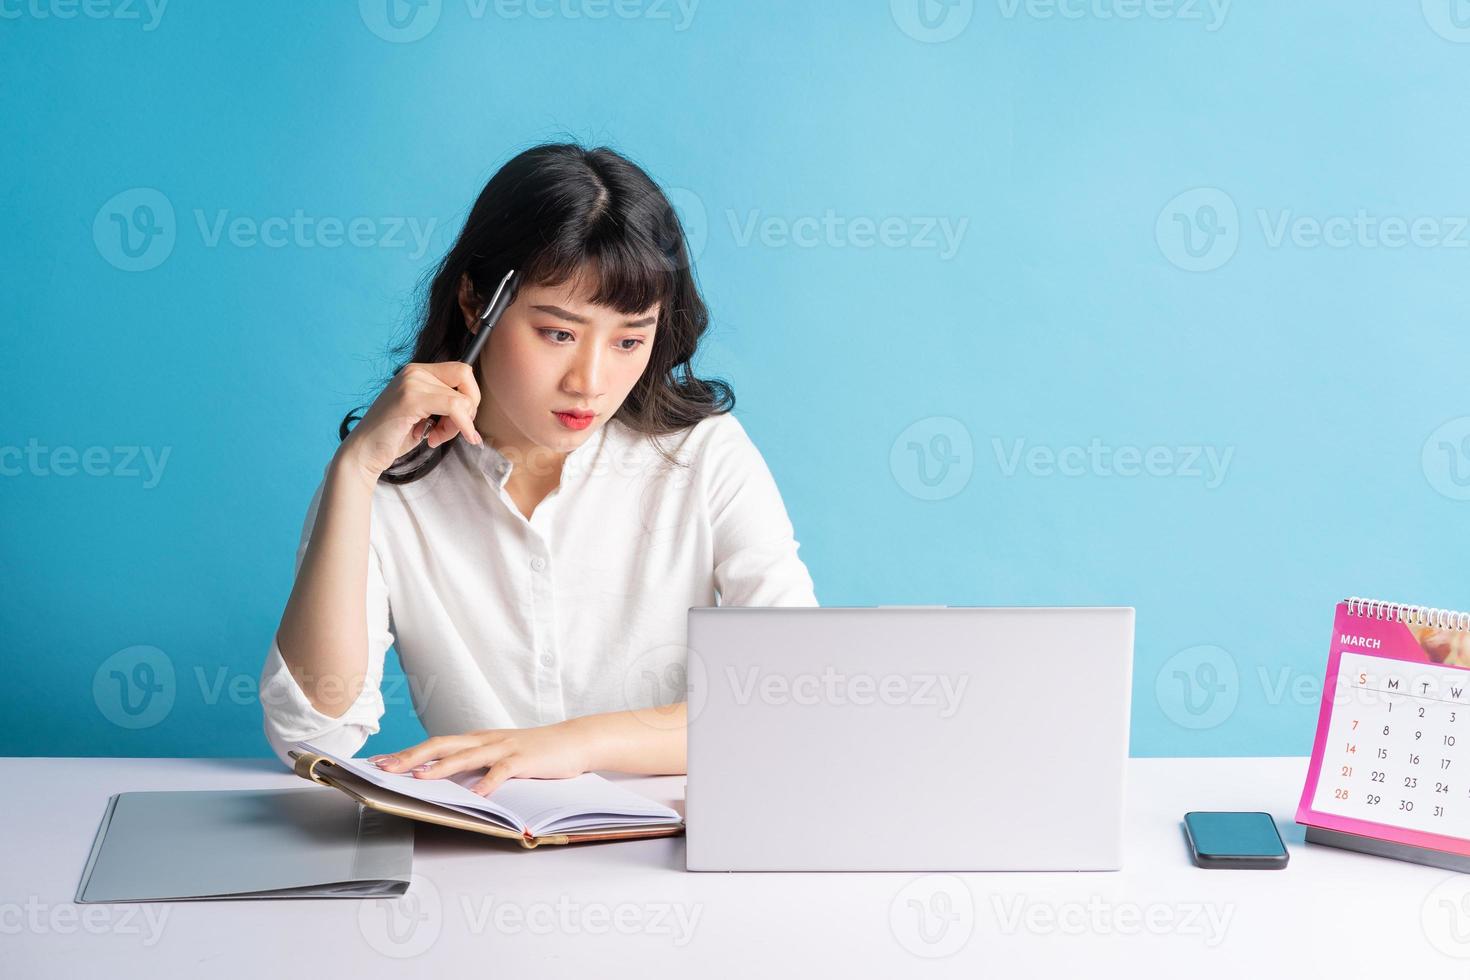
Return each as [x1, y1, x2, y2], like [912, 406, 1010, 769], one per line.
[412, 763, 432, 772]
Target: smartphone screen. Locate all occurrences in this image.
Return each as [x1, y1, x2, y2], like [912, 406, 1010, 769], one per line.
[1184, 811, 1288, 868]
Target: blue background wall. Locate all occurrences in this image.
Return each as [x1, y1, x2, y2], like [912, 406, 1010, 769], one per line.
[4, 1, 1469, 759]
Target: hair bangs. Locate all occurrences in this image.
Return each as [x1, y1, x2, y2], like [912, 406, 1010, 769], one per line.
[520, 212, 677, 317]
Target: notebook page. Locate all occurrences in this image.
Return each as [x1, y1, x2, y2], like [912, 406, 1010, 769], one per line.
[296, 742, 523, 831]
[486, 775, 681, 836]
[295, 742, 679, 836]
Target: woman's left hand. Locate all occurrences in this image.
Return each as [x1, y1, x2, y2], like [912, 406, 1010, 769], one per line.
[369, 721, 592, 797]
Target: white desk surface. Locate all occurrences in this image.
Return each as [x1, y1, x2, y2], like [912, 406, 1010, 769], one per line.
[4, 756, 1469, 976]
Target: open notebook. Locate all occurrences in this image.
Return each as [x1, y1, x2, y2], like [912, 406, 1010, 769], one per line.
[288, 741, 684, 848]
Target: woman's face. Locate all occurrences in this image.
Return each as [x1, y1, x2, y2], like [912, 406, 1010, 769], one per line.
[458, 266, 658, 470]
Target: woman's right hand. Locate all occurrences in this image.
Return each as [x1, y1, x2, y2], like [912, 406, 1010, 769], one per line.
[336, 361, 484, 481]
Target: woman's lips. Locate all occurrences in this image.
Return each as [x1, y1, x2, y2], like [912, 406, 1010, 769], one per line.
[553, 410, 594, 431]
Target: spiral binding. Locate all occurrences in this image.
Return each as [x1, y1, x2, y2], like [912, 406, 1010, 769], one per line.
[1345, 596, 1470, 632]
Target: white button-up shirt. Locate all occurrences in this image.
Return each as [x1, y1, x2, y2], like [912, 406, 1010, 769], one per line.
[259, 411, 819, 767]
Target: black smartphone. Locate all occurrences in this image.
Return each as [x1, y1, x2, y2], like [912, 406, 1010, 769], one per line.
[1183, 811, 1289, 869]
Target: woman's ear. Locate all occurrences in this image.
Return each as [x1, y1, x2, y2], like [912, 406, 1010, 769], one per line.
[457, 272, 481, 333]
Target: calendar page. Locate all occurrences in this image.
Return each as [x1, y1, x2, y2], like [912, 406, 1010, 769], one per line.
[1297, 600, 1470, 856]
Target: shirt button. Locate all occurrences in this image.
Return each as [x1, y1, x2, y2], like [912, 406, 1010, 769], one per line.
[531, 556, 546, 572]
[539, 654, 554, 668]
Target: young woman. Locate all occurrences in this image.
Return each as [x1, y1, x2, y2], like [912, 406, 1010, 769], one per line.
[259, 143, 818, 797]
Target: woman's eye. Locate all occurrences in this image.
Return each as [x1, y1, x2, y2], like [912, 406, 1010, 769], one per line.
[538, 328, 643, 352]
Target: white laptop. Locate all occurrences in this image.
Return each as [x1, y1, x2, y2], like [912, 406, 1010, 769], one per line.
[684, 606, 1134, 872]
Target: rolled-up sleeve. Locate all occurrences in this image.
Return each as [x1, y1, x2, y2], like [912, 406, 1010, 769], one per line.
[705, 414, 819, 607]
[259, 474, 395, 768]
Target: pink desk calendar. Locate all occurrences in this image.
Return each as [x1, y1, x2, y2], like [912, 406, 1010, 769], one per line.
[1297, 597, 1470, 872]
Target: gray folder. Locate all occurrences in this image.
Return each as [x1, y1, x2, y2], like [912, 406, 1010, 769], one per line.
[76, 788, 414, 903]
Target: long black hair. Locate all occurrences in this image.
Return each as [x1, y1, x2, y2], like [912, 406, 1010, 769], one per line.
[341, 142, 734, 484]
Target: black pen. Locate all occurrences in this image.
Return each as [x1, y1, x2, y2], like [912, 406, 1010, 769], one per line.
[421, 269, 520, 443]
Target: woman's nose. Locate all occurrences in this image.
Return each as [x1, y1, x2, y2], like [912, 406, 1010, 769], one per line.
[564, 347, 605, 397]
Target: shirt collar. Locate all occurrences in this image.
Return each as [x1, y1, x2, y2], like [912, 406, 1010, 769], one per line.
[459, 420, 615, 491]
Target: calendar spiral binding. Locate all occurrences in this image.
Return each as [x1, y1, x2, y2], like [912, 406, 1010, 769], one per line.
[1344, 596, 1470, 632]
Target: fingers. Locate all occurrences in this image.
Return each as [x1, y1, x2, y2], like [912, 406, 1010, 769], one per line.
[409, 388, 481, 448]
[414, 743, 516, 787]
[468, 755, 524, 797]
[406, 361, 481, 404]
[371, 734, 478, 772]
[423, 412, 473, 449]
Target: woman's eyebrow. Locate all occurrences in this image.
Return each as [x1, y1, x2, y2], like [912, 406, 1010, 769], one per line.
[531, 304, 656, 328]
